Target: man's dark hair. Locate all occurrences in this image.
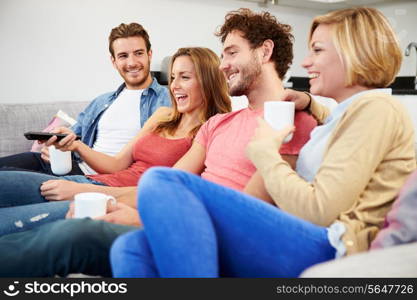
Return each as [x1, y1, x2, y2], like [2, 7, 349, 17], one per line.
[109, 22, 151, 57]
[216, 8, 293, 79]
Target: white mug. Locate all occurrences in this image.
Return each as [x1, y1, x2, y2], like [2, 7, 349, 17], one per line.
[48, 145, 72, 175]
[264, 101, 295, 143]
[73, 192, 116, 219]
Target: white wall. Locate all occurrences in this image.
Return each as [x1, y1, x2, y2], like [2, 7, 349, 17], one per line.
[0, 0, 416, 104]
[370, 1, 417, 77]
[0, 0, 322, 103]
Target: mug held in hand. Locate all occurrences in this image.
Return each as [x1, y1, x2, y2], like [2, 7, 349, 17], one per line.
[74, 192, 117, 219]
[264, 101, 295, 143]
[48, 145, 72, 175]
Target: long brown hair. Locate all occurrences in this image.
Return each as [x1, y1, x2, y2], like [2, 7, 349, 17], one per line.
[154, 47, 231, 137]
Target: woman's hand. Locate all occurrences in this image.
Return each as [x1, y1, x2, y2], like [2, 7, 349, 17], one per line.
[250, 117, 295, 146]
[95, 202, 142, 227]
[45, 127, 80, 152]
[40, 180, 83, 201]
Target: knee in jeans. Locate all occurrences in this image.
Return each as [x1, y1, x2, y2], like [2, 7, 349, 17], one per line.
[110, 231, 138, 262]
[138, 167, 175, 207]
[139, 167, 172, 188]
[52, 219, 101, 247]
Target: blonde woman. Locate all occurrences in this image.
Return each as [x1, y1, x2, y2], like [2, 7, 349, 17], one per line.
[111, 7, 415, 277]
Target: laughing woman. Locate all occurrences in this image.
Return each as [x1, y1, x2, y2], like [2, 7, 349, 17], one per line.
[0, 47, 231, 235]
[110, 7, 415, 277]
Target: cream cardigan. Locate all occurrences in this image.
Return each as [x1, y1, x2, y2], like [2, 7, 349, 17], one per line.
[247, 92, 416, 255]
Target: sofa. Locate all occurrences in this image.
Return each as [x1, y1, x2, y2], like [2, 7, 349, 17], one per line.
[0, 101, 89, 157]
[1, 100, 416, 278]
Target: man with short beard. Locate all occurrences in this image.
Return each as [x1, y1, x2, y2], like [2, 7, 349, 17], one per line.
[109, 9, 319, 276]
[0, 23, 170, 176]
[172, 8, 316, 196]
[0, 10, 317, 277]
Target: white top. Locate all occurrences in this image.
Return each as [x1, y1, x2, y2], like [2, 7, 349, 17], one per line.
[79, 88, 143, 175]
[296, 89, 391, 183]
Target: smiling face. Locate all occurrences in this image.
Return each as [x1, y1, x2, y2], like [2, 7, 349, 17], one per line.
[170, 55, 204, 114]
[111, 36, 152, 90]
[302, 24, 348, 101]
[219, 30, 261, 97]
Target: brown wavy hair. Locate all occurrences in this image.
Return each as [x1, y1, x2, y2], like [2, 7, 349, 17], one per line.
[154, 47, 232, 137]
[216, 8, 294, 79]
[108, 23, 151, 58]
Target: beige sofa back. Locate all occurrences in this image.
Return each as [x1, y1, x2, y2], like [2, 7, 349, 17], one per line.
[0, 101, 89, 157]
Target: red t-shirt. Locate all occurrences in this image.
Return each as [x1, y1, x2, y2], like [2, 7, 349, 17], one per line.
[195, 108, 317, 191]
[88, 133, 192, 187]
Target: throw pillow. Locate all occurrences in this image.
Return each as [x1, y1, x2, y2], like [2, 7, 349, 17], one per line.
[370, 169, 417, 249]
[30, 110, 77, 152]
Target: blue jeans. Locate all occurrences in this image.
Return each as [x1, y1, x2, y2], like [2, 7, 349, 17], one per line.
[0, 151, 83, 175]
[0, 170, 104, 235]
[0, 218, 136, 277]
[110, 167, 336, 278]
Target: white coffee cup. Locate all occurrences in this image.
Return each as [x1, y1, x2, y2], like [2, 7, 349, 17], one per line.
[73, 192, 116, 219]
[48, 145, 72, 175]
[264, 101, 295, 143]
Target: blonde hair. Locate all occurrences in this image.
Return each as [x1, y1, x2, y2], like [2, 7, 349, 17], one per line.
[310, 7, 402, 88]
[154, 47, 231, 137]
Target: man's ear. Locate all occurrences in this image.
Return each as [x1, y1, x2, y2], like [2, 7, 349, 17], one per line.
[261, 39, 274, 63]
[110, 55, 116, 68]
[148, 49, 153, 61]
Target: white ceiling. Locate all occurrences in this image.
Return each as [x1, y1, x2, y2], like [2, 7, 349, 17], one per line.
[241, 0, 411, 10]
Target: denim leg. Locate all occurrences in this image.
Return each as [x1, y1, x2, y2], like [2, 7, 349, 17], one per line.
[0, 171, 97, 208]
[0, 171, 61, 207]
[0, 171, 99, 235]
[114, 167, 336, 278]
[0, 218, 136, 277]
[0, 201, 70, 235]
[111, 230, 158, 278]
[0, 152, 83, 175]
[0, 152, 51, 173]
[61, 175, 106, 186]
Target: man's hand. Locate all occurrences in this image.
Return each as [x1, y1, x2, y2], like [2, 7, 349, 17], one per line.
[40, 146, 50, 163]
[66, 201, 76, 219]
[45, 127, 79, 152]
[281, 89, 311, 111]
[95, 202, 142, 227]
[40, 180, 82, 201]
[66, 200, 142, 227]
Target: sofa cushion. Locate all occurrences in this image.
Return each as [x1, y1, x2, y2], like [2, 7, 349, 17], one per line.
[0, 101, 88, 157]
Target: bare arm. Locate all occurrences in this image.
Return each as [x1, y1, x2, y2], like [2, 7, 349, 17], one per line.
[243, 171, 274, 204]
[243, 154, 297, 205]
[50, 107, 172, 174]
[115, 188, 138, 208]
[173, 141, 206, 175]
[40, 180, 137, 201]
